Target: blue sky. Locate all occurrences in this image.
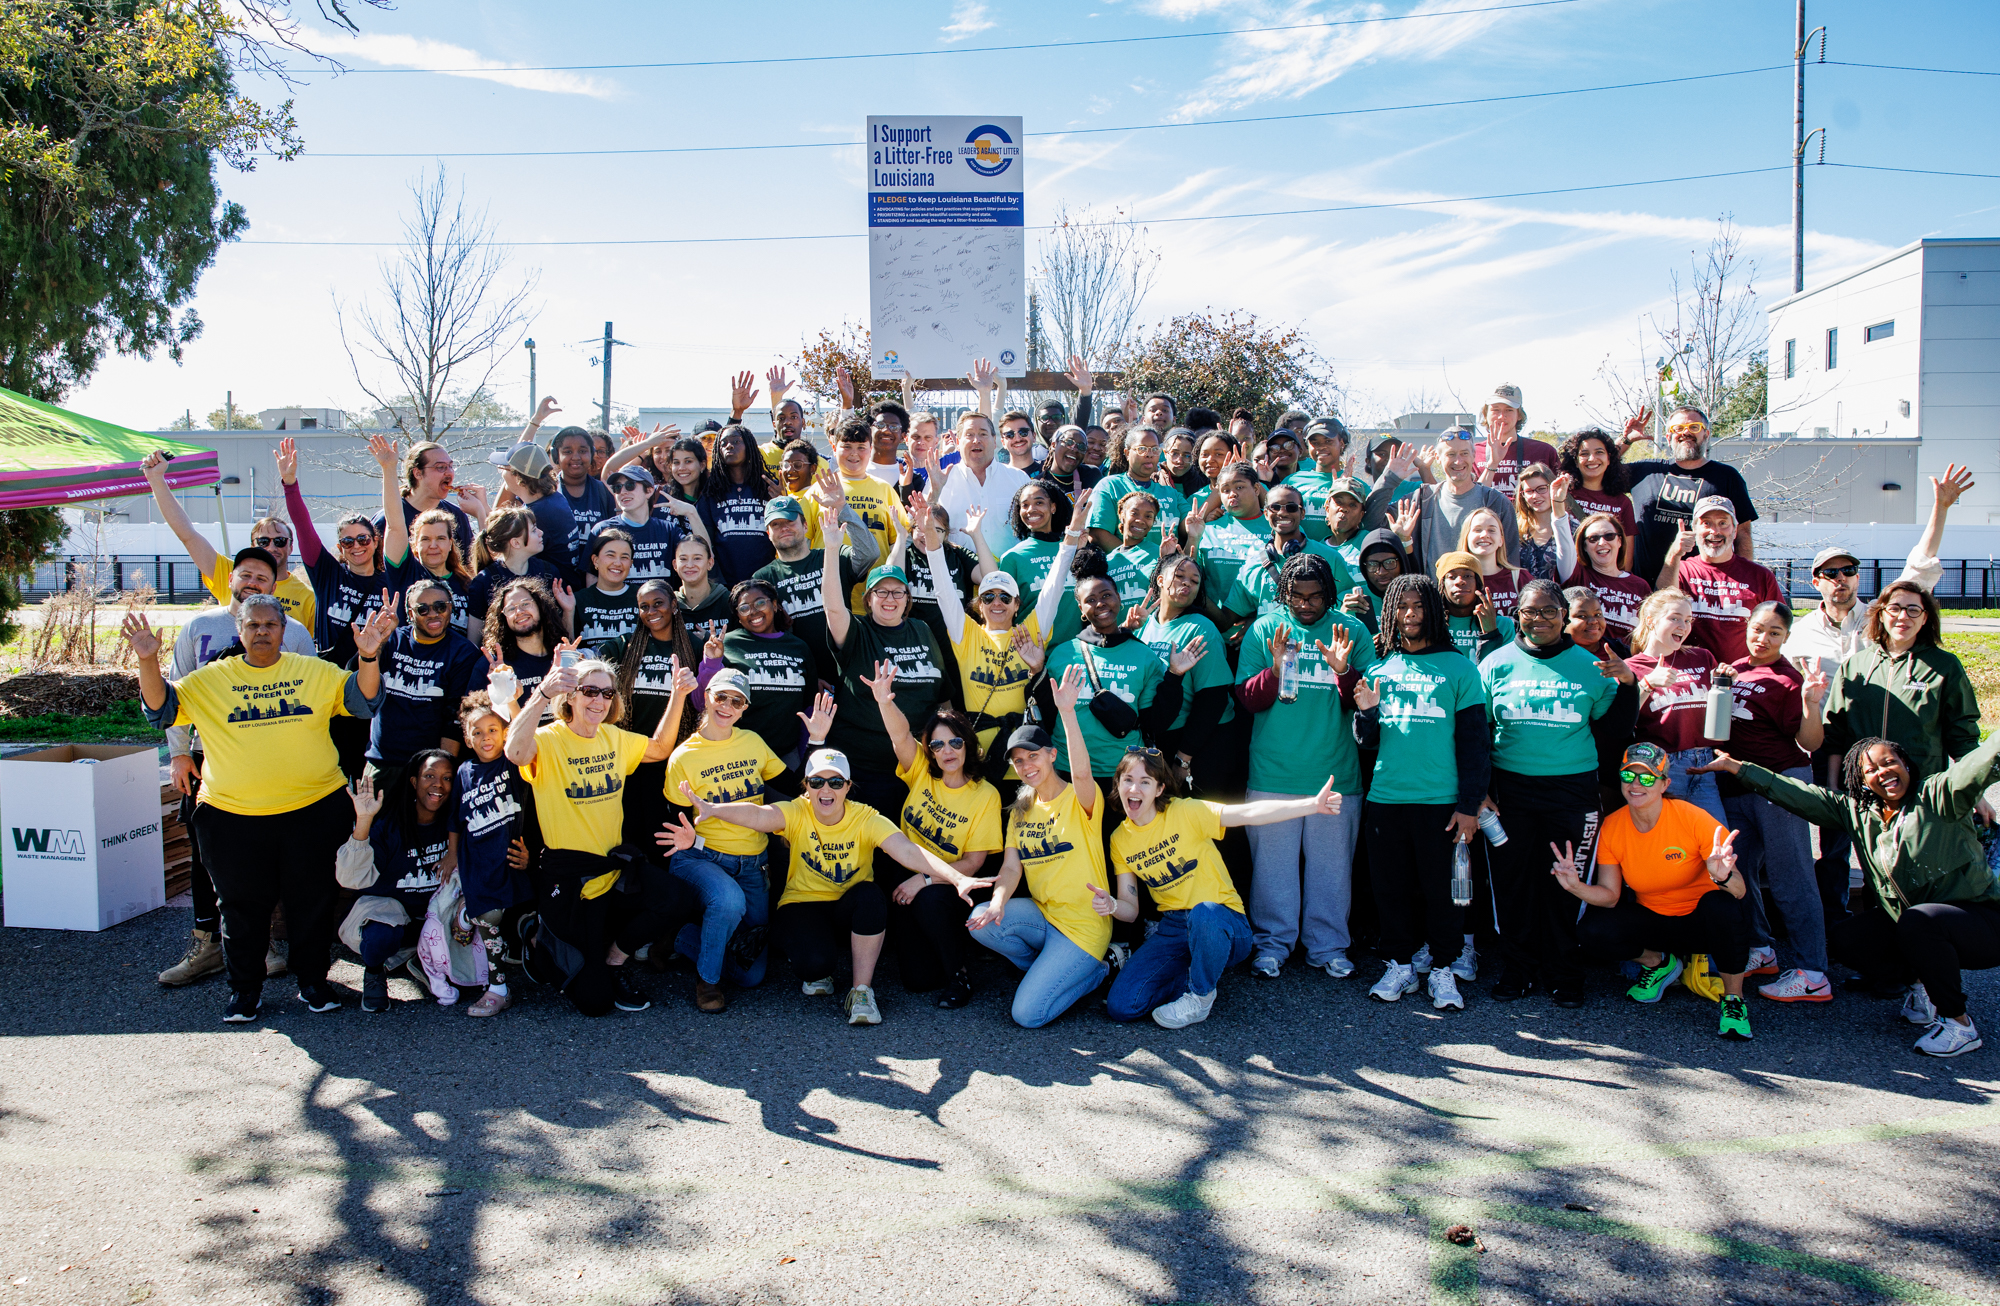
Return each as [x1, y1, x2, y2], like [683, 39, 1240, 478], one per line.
[71, 0, 2000, 434]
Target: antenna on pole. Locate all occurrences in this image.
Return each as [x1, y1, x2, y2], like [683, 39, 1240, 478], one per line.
[1792, 1, 1827, 294]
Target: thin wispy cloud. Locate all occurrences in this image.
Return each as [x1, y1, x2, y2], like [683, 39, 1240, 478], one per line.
[940, 1, 999, 42]
[307, 27, 618, 99]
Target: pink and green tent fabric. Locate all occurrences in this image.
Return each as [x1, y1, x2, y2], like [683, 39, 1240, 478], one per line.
[0, 385, 218, 509]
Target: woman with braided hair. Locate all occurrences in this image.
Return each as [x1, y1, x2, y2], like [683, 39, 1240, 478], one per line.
[1696, 729, 2000, 1057]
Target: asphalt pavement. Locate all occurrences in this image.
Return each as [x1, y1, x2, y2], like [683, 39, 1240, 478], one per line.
[2, 901, 1997, 1306]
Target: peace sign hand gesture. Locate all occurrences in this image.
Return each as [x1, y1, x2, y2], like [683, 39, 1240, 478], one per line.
[1548, 840, 1583, 889]
[703, 627, 724, 662]
[1123, 591, 1158, 632]
[1472, 587, 1498, 634]
[1801, 663, 1830, 708]
[352, 597, 399, 660]
[1705, 827, 1740, 885]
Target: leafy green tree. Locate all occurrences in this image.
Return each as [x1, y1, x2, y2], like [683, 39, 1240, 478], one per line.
[204, 406, 261, 429]
[1118, 310, 1338, 431]
[1713, 351, 1768, 442]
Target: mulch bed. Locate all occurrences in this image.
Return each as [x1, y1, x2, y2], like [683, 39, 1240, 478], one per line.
[0, 670, 142, 718]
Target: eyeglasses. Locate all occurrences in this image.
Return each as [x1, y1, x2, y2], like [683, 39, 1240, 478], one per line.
[1583, 533, 1620, 545]
[251, 535, 290, 548]
[410, 600, 453, 617]
[574, 685, 617, 701]
[1667, 423, 1709, 438]
[337, 534, 374, 549]
[1816, 565, 1859, 579]
[1362, 558, 1401, 572]
[1884, 603, 1927, 618]
[927, 737, 967, 752]
[1518, 606, 1564, 621]
[1618, 769, 1662, 787]
[805, 775, 849, 790]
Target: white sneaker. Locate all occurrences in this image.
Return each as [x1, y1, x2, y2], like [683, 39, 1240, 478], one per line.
[1370, 961, 1419, 1003]
[1410, 944, 1434, 976]
[802, 977, 837, 996]
[1107, 942, 1132, 972]
[1318, 951, 1355, 979]
[1429, 968, 1465, 1011]
[1914, 1016, 1982, 1058]
[1449, 943, 1478, 982]
[844, 984, 882, 1025]
[1153, 990, 1217, 1029]
[1250, 955, 1282, 979]
[1757, 969, 1833, 1003]
[1745, 946, 1779, 975]
[1901, 983, 1938, 1026]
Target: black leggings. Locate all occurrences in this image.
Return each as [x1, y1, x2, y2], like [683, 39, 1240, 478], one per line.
[1365, 801, 1462, 967]
[1577, 887, 1751, 976]
[775, 881, 887, 983]
[1488, 770, 1600, 990]
[192, 787, 351, 994]
[881, 861, 988, 990]
[1830, 901, 2000, 1020]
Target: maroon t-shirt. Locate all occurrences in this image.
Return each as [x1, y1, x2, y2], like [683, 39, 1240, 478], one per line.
[1568, 487, 1638, 540]
[1483, 565, 1521, 618]
[1726, 657, 1808, 776]
[1568, 567, 1652, 642]
[1626, 647, 1717, 753]
[1677, 555, 1784, 665]
[1477, 438, 1558, 497]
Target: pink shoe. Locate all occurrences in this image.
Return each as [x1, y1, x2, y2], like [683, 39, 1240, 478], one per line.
[467, 989, 511, 1018]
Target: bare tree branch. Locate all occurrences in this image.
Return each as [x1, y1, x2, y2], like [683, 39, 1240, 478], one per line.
[1034, 206, 1160, 372]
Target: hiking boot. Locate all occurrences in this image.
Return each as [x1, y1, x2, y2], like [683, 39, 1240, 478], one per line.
[159, 929, 224, 987]
[695, 980, 727, 1014]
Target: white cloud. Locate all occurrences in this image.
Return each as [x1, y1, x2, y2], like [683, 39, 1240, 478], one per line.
[940, 1, 999, 43]
[306, 26, 618, 99]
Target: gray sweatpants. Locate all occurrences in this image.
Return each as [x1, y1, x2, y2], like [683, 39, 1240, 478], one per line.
[1244, 790, 1362, 965]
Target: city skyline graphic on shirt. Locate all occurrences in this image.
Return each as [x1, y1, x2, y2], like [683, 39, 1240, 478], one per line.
[799, 843, 863, 885]
[740, 660, 806, 690]
[226, 695, 314, 723]
[381, 665, 445, 699]
[968, 652, 1030, 692]
[904, 805, 963, 856]
[565, 770, 624, 800]
[1138, 850, 1199, 888]
[460, 785, 520, 838]
[1016, 833, 1075, 863]
[1496, 683, 1584, 725]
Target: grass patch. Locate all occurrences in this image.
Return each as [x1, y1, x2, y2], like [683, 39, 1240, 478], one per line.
[0, 697, 161, 744]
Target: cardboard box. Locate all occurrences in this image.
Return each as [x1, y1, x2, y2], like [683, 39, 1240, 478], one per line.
[2, 743, 165, 931]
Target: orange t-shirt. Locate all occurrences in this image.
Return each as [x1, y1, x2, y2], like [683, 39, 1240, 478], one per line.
[1595, 798, 1724, 918]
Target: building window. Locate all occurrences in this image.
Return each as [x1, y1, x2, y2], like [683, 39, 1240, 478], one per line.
[1784, 338, 1796, 379]
[300, 418, 318, 429]
[1826, 327, 1839, 370]
[1865, 320, 1895, 343]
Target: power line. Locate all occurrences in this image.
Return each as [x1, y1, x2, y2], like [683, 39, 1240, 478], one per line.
[1829, 60, 2000, 77]
[323, 0, 1585, 75]
[1826, 162, 2000, 181]
[300, 65, 1790, 160]
[234, 166, 1793, 248]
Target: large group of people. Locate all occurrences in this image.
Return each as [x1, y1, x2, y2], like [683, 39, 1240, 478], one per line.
[134, 367, 2000, 1059]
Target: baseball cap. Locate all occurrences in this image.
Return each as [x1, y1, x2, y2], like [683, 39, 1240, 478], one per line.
[1433, 551, 1481, 582]
[1692, 495, 1738, 524]
[488, 442, 552, 479]
[1306, 416, 1350, 443]
[706, 668, 753, 703]
[1811, 545, 1860, 573]
[1265, 427, 1302, 449]
[607, 464, 656, 488]
[1006, 723, 1054, 755]
[865, 564, 909, 592]
[764, 496, 804, 524]
[1327, 475, 1368, 504]
[975, 571, 1020, 600]
[694, 418, 724, 434]
[1620, 742, 1669, 778]
[232, 546, 280, 575]
[804, 748, 851, 781]
[1482, 384, 1525, 415]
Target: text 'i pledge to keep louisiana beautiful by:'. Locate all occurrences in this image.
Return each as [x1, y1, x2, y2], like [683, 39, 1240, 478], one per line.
[867, 116, 1025, 381]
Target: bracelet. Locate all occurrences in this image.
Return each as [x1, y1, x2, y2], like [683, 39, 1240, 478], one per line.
[357, 654, 378, 663]
[806, 738, 827, 748]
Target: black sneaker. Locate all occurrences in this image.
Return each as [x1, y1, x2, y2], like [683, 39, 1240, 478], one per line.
[611, 968, 651, 1012]
[361, 968, 389, 1014]
[1549, 986, 1586, 1009]
[222, 990, 262, 1023]
[1491, 972, 1536, 1003]
[297, 982, 342, 1014]
[936, 969, 974, 1010]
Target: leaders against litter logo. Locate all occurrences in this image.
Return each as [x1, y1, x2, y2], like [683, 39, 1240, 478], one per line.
[963, 125, 1018, 178]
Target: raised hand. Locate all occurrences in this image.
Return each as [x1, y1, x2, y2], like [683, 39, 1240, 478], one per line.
[1668, 528, 1697, 563]
[798, 689, 838, 740]
[860, 659, 899, 704]
[1352, 676, 1380, 710]
[1385, 443, 1417, 483]
[1472, 588, 1498, 633]
[729, 370, 758, 416]
[358, 432, 396, 476]
[963, 504, 986, 538]
[532, 395, 561, 426]
[967, 357, 997, 393]
[140, 449, 169, 486]
[703, 627, 724, 662]
[121, 611, 161, 660]
[352, 596, 399, 659]
[655, 812, 700, 855]
[1934, 462, 1976, 510]
[1705, 826, 1740, 884]
[1168, 633, 1207, 675]
[1313, 776, 1342, 816]
[1316, 625, 1354, 675]
[1064, 353, 1092, 394]
[551, 578, 576, 618]
[1551, 472, 1573, 505]
[835, 364, 854, 409]
[543, 659, 580, 699]
[1622, 408, 1653, 443]
[1011, 625, 1046, 672]
[671, 657, 699, 698]
[1051, 662, 1088, 712]
[813, 467, 847, 513]
[1390, 497, 1419, 544]
[482, 642, 509, 677]
[348, 774, 383, 821]
[1801, 663, 1830, 707]
[276, 437, 298, 484]
[765, 365, 790, 403]
[1548, 839, 1582, 888]
[1122, 592, 1158, 632]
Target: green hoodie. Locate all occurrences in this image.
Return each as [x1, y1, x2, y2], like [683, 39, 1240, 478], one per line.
[1823, 643, 1980, 783]
[1738, 730, 2000, 921]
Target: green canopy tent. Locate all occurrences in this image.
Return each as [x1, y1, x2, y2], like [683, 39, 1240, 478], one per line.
[0, 384, 218, 510]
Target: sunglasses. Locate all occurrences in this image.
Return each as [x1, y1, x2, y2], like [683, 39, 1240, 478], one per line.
[1583, 533, 1620, 545]
[251, 535, 290, 548]
[1618, 769, 1662, 787]
[1816, 565, 1859, 579]
[1266, 502, 1303, 514]
[337, 534, 374, 549]
[608, 478, 641, 492]
[927, 737, 967, 752]
[410, 600, 453, 617]
[573, 685, 617, 701]
[805, 775, 849, 790]
[1125, 745, 1163, 757]
[978, 591, 1013, 604]
[712, 693, 748, 708]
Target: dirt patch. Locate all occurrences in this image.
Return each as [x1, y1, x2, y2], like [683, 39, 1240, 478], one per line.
[0, 670, 143, 718]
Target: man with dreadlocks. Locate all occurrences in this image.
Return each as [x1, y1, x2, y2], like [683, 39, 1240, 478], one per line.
[1697, 730, 2000, 1058]
[1234, 551, 1376, 982]
[1352, 574, 1491, 1011]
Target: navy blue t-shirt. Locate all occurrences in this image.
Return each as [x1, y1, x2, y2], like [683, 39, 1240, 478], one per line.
[465, 557, 563, 625]
[699, 483, 777, 586]
[368, 626, 489, 765]
[454, 755, 536, 916]
[519, 492, 579, 588]
[374, 497, 474, 561]
[303, 553, 390, 665]
[560, 478, 617, 573]
[595, 513, 687, 584]
[366, 815, 453, 915]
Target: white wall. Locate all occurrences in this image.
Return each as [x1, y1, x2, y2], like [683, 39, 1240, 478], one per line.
[1917, 242, 2000, 524]
[1766, 242, 1923, 444]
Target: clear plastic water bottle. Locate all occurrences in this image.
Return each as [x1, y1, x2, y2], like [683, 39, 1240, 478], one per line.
[1451, 840, 1473, 907]
[1278, 644, 1300, 703]
[1477, 807, 1508, 846]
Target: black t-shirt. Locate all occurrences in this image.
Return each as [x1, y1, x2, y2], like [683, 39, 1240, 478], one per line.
[827, 616, 947, 776]
[1027, 462, 1104, 509]
[595, 512, 688, 584]
[500, 645, 554, 718]
[366, 817, 453, 914]
[560, 478, 617, 574]
[576, 584, 639, 650]
[722, 628, 814, 758]
[1626, 458, 1758, 581]
[754, 551, 861, 684]
[600, 633, 687, 737]
[369, 626, 488, 765]
[454, 754, 536, 917]
[699, 483, 777, 586]
[386, 557, 470, 632]
[465, 557, 563, 624]
[677, 583, 734, 651]
[904, 540, 977, 682]
[303, 554, 390, 666]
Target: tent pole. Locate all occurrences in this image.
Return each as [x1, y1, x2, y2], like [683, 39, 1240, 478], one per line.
[213, 484, 229, 552]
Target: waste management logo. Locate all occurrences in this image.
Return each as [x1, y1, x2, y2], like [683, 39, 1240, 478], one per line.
[963, 124, 1018, 178]
[12, 827, 87, 860]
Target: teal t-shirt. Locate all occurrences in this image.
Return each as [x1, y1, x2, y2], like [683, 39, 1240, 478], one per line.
[1446, 612, 1515, 665]
[1288, 469, 1335, 541]
[1481, 640, 1618, 777]
[1367, 647, 1486, 806]
[1001, 538, 1082, 648]
[1328, 533, 1365, 577]
[1237, 607, 1377, 795]
[1221, 539, 1352, 621]
[1192, 514, 1271, 608]
[1045, 637, 1168, 778]
[1106, 544, 1156, 610]
[1088, 474, 1188, 552]
[1140, 612, 1234, 734]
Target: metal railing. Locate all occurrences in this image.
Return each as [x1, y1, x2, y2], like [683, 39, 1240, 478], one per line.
[22, 556, 216, 605]
[1768, 557, 2000, 608]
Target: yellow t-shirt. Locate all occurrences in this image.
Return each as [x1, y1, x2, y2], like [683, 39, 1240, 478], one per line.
[896, 752, 1002, 863]
[775, 797, 901, 907]
[522, 721, 650, 895]
[204, 556, 316, 633]
[1109, 799, 1246, 915]
[838, 473, 906, 610]
[1008, 784, 1109, 958]
[950, 614, 1045, 740]
[665, 729, 786, 856]
[761, 440, 786, 471]
[170, 652, 351, 816]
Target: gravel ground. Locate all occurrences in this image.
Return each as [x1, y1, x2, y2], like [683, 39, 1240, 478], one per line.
[2, 901, 1997, 1306]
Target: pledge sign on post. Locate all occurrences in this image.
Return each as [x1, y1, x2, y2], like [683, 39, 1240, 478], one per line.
[867, 116, 1026, 381]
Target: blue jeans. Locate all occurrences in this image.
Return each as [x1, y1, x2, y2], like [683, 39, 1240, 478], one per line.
[1106, 902, 1253, 1021]
[669, 846, 769, 986]
[971, 898, 1109, 1028]
[1668, 747, 1728, 827]
[1725, 766, 1829, 973]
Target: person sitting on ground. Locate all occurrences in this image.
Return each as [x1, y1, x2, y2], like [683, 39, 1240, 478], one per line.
[336, 755, 458, 1014]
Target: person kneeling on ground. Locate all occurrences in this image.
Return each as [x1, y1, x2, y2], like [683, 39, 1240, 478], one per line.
[335, 755, 457, 1012]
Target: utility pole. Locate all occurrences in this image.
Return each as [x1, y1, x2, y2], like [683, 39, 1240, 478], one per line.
[1792, 1, 1826, 294]
[594, 321, 630, 432]
[525, 338, 537, 415]
[226, 390, 234, 431]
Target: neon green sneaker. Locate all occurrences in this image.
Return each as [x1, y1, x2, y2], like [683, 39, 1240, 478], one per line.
[1718, 994, 1753, 1041]
[1625, 955, 1684, 1003]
